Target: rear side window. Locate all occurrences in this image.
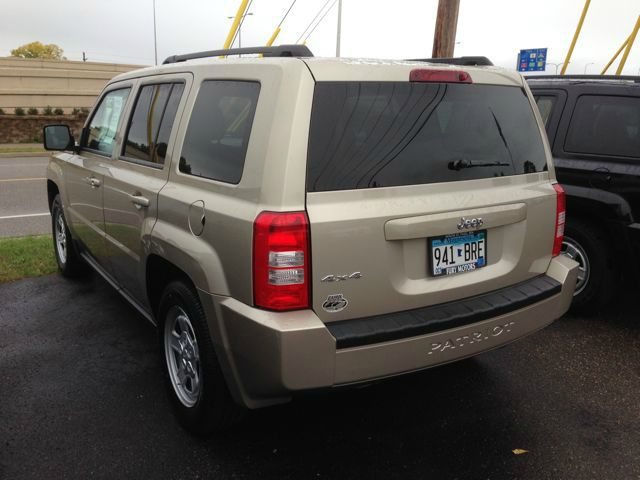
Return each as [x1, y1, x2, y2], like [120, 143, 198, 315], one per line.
[179, 80, 260, 184]
[565, 95, 640, 158]
[306, 82, 547, 192]
[123, 82, 185, 165]
[535, 96, 556, 127]
[85, 88, 130, 156]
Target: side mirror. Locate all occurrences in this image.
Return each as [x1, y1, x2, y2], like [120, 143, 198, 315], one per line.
[43, 125, 75, 151]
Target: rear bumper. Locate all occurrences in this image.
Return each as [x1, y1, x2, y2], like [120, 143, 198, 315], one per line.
[199, 255, 578, 409]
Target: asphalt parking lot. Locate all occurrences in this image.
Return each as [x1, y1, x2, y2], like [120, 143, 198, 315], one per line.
[0, 155, 50, 238]
[1, 273, 639, 480]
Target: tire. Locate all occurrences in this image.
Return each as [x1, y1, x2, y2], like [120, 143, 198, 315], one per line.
[561, 218, 616, 312]
[158, 280, 244, 435]
[51, 194, 86, 277]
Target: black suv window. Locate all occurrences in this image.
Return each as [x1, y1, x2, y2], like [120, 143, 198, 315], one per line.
[565, 95, 640, 158]
[179, 81, 260, 184]
[534, 96, 556, 127]
[306, 82, 547, 192]
[85, 88, 131, 156]
[123, 82, 185, 165]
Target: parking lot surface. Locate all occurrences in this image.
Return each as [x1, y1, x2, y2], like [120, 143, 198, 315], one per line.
[0, 156, 50, 238]
[0, 274, 638, 480]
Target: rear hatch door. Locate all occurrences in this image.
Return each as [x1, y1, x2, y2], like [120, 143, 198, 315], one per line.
[303, 62, 558, 323]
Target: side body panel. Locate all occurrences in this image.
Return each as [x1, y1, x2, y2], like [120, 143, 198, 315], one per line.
[531, 83, 640, 224]
[48, 81, 136, 268]
[530, 81, 640, 259]
[149, 61, 316, 403]
[103, 74, 193, 306]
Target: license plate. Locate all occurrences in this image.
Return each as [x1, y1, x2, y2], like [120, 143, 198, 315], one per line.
[429, 230, 487, 277]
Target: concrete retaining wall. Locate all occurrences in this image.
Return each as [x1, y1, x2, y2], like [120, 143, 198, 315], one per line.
[0, 57, 143, 114]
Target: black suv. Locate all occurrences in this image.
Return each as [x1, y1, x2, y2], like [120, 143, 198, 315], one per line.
[527, 75, 640, 310]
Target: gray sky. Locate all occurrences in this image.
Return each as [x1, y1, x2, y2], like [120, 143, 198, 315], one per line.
[1, 0, 639, 75]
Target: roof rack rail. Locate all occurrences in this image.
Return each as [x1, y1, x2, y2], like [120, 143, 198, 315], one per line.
[163, 44, 313, 65]
[408, 56, 493, 67]
[525, 74, 639, 83]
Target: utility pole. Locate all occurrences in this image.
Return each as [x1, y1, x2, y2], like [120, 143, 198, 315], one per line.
[82, 52, 87, 62]
[546, 62, 566, 74]
[616, 15, 640, 75]
[432, 0, 460, 58]
[153, 0, 158, 65]
[336, 0, 342, 57]
[561, 0, 590, 75]
[227, 12, 253, 49]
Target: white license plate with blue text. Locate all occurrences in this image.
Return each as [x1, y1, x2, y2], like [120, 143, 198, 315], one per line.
[429, 230, 487, 277]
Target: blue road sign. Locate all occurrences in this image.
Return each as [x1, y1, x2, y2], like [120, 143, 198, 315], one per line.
[517, 48, 547, 72]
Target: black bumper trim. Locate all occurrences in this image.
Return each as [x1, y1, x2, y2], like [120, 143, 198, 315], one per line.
[326, 275, 561, 349]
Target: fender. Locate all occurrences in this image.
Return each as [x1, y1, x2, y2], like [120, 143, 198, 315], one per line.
[46, 154, 68, 208]
[145, 219, 230, 297]
[561, 183, 634, 224]
[46, 152, 84, 239]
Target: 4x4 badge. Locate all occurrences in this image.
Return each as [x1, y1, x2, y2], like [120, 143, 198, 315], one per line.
[321, 272, 362, 282]
[322, 294, 348, 313]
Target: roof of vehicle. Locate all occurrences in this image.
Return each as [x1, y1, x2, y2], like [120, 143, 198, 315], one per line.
[526, 74, 640, 86]
[109, 56, 523, 87]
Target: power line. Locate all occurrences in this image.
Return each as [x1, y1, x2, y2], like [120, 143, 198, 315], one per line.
[296, 0, 333, 44]
[304, 0, 339, 43]
[277, 0, 297, 29]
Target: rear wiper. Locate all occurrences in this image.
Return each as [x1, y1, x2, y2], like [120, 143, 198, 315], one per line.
[448, 159, 510, 171]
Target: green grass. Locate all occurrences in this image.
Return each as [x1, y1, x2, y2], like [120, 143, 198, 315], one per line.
[0, 146, 46, 154]
[0, 235, 58, 283]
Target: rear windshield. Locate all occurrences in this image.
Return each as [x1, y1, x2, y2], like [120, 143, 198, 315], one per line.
[306, 82, 547, 192]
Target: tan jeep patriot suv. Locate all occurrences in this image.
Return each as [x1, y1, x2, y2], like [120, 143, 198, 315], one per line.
[43, 45, 578, 435]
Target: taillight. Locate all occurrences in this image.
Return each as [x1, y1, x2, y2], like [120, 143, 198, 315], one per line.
[552, 183, 566, 257]
[409, 69, 472, 83]
[253, 211, 310, 311]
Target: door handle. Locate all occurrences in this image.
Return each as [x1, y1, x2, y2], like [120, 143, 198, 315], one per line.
[130, 193, 150, 209]
[591, 167, 612, 185]
[85, 176, 101, 188]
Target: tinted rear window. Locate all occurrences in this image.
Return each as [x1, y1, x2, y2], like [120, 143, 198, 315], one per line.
[565, 95, 640, 159]
[179, 80, 260, 184]
[307, 82, 547, 192]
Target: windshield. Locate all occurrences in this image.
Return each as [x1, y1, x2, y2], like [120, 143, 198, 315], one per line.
[306, 82, 547, 192]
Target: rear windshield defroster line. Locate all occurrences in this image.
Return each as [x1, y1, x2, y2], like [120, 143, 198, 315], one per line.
[306, 82, 547, 192]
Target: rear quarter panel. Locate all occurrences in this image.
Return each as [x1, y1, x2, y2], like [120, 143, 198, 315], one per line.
[153, 60, 315, 302]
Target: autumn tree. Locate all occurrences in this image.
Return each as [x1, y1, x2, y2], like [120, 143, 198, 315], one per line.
[10, 41, 64, 60]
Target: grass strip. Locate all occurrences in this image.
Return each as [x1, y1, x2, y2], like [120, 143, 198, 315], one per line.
[0, 234, 57, 283]
[0, 146, 46, 153]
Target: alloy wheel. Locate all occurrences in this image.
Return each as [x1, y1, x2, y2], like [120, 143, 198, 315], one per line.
[164, 306, 202, 407]
[561, 236, 590, 296]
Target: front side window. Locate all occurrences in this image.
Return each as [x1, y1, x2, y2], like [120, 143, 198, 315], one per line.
[85, 88, 130, 155]
[565, 95, 640, 158]
[123, 82, 185, 165]
[179, 80, 260, 184]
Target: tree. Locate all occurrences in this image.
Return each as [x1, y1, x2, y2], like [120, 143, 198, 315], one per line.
[10, 41, 64, 60]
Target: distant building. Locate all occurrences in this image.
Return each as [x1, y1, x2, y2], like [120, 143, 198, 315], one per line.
[0, 57, 144, 114]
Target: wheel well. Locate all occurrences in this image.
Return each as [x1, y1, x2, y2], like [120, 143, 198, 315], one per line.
[47, 180, 59, 212]
[146, 255, 194, 317]
[565, 200, 620, 240]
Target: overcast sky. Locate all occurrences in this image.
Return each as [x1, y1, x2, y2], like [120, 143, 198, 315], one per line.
[1, 0, 638, 75]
